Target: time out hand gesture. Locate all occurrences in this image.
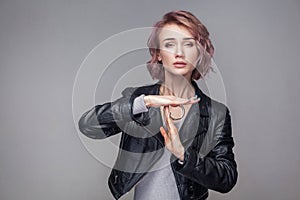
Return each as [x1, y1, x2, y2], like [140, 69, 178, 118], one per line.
[160, 106, 185, 161]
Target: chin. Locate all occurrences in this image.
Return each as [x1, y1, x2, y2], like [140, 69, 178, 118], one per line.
[170, 69, 193, 76]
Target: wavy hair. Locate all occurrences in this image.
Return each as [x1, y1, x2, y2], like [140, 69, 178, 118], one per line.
[147, 10, 215, 80]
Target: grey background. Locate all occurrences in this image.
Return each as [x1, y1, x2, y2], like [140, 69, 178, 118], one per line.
[1, 0, 300, 200]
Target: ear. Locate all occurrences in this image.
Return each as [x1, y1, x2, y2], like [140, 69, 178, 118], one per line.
[157, 54, 162, 61]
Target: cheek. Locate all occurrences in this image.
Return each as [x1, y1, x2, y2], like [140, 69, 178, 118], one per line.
[160, 50, 174, 61]
[186, 49, 200, 63]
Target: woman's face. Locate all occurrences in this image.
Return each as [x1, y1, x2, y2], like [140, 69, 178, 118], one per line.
[158, 23, 200, 79]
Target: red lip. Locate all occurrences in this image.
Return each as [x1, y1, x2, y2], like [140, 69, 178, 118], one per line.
[173, 61, 186, 67]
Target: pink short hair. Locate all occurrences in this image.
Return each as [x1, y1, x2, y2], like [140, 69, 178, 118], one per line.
[147, 10, 214, 80]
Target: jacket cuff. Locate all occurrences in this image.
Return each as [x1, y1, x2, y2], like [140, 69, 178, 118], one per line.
[129, 93, 150, 126]
[172, 148, 199, 174]
[132, 94, 149, 115]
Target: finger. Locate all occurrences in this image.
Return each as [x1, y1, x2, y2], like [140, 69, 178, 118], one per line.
[158, 95, 190, 107]
[160, 126, 169, 142]
[172, 98, 190, 106]
[187, 98, 200, 105]
[170, 96, 200, 106]
[183, 96, 201, 105]
[164, 106, 171, 129]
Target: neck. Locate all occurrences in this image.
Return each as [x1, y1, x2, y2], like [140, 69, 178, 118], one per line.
[163, 73, 195, 98]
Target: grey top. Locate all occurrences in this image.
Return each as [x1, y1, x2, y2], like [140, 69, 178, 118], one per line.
[133, 149, 181, 200]
[132, 95, 186, 200]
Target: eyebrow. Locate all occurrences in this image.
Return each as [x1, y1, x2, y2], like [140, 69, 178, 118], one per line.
[163, 37, 195, 42]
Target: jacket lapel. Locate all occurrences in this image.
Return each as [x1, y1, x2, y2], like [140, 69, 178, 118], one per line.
[178, 81, 210, 148]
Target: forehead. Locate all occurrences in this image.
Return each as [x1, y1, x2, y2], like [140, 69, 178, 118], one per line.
[159, 24, 193, 41]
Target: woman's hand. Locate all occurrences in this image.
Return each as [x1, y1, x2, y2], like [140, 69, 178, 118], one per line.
[160, 106, 185, 161]
[144, 95, 200, 108]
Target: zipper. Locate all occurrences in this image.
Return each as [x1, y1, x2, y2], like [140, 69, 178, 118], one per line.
[197, 190, 208, 200]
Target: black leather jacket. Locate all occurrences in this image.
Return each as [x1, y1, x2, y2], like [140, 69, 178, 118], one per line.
[78, 81, 238, 200]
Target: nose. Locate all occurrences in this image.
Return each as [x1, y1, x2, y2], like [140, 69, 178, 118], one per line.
[175, 45, 184, 58]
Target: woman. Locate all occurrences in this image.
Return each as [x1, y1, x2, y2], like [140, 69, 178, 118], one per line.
[79, 10, 237, 200]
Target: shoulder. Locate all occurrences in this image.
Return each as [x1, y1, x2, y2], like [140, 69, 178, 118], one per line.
[199, 89, 230, 122]
[210, 98, 230, 118]
[193, 80, 230, 118]
[207, 98, 232, 136]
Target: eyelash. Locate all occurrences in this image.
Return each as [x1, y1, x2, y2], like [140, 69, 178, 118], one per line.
[164, 42, 194, 48]
[185, 42, 194, 47]
[165, 43, 175, 48]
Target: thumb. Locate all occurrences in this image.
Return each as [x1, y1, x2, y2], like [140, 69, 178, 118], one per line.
[160, 126, 169, 142]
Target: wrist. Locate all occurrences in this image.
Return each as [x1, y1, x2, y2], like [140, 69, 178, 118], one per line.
[177, 146, 185, 161]
[143, 95, 151, 107]
[179, 155, 184, 162]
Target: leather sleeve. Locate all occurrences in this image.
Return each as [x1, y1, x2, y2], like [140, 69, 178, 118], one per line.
[172, 106, 238, 193]
[78, 87, 150, 139]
